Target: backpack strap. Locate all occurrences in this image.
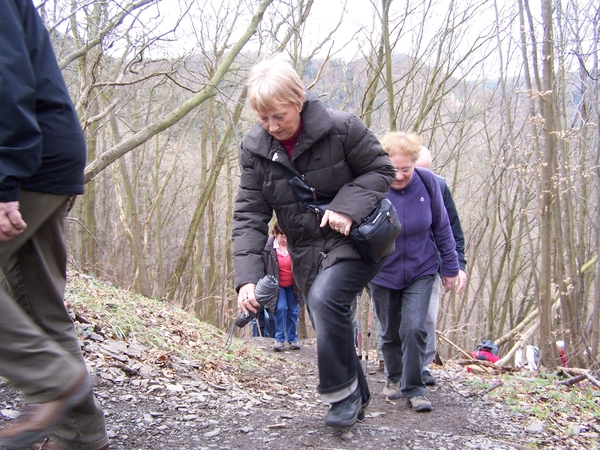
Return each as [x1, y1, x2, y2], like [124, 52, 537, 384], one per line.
[413, 167, 434, 198]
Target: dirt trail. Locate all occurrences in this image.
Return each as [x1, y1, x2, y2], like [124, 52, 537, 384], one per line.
[0, 336, 534, 449]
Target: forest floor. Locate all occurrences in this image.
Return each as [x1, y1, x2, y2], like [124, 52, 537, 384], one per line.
[0, 272, 599, 449]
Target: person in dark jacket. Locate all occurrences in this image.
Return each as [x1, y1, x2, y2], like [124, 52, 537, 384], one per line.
[251, 307, 276, 338]
[416, 146, 468, 386]
[233, 58, 395, 428]
[264, 222, 303, 351]
[370, 132, 459, 413]
[0, 1, 109, 449]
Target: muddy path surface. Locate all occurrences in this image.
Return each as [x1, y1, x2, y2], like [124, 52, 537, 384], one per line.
[1, 336, 535, 449]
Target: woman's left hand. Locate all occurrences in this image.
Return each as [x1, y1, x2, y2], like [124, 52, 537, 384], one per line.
[321, 210, 352, 236]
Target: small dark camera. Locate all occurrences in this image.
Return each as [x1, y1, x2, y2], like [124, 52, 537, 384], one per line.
[234, 275, 279, 328]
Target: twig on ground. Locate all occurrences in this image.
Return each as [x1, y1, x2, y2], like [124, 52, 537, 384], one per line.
[564, 368, 600, 389]
[437, 332, 473, 359]
[556, 374, 586, 386]
[456, 359, 497, 369]
[456, 359, 520, 373]
[465, 379, 504, 398]
[584, 371, 600, 389]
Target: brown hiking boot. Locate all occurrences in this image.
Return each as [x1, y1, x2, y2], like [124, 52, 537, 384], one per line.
[0, 373, 92, 450]
[32, 437, 109, 449]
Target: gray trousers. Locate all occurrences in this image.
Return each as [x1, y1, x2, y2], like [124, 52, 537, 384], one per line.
[0, 190, 107, 450]
[423, 274, 441, 370]
[374, 274, 441, 371]
[371, 275, 435, 398]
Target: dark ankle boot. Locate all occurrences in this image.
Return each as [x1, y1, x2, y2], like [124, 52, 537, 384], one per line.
[324, 386, 363, 427]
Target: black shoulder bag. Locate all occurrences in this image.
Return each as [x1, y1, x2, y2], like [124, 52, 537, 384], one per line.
[349, 198, 401, 263]
[288, 176, 401, 264]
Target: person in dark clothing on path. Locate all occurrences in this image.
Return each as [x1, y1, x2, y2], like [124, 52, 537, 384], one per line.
[233, 58, 395, 428]
[370, 132, 459, 413]
[0, 1, 109, 449]
[416, 147, 468, 386]
[251, 307, 276, 338]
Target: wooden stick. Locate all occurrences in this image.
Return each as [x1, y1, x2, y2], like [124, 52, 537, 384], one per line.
[585, 372, 600, 389]
[556, 374, 586, 386]
[560, 368, 600, 389]
[494, 307, 539, 347]
[465, 379, 504, 397]
[437, 331, 473, 359]
[456, 359, 497, 368]
[496, 320, 539, 367]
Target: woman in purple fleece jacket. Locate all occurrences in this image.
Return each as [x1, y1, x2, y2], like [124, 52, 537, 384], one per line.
[370, 132, 459, 413]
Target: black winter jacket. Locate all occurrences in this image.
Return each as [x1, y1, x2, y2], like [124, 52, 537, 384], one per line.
[232, 91, 395, 296]
[436, 175, 467, 271]
[0, 0, 86, 202]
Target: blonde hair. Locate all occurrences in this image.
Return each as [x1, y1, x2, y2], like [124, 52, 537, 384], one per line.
[379, 132, 423, 162]
[247, 58, 305, 112]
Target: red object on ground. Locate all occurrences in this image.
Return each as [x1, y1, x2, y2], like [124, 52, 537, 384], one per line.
[472, 350, 500, 363]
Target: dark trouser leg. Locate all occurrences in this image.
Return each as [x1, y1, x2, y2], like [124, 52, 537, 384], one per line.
[423, 274, 441, 369]
[307, 258, 383, 404]
[370, 283, 403, 382]
[284, 286, 299, 343]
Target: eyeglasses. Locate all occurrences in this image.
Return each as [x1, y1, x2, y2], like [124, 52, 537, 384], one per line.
[394, 167, 413, 175]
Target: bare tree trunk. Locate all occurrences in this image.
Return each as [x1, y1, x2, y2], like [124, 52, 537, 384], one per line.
[115, 157, 152, 297]
[538, 0, 557, 369]
[360, 39, 385, 128]
[593, 32, 600, 359]
[166, 89, 247, 302]
[590, 4, 600, 364]
[382, 0, 395, 131]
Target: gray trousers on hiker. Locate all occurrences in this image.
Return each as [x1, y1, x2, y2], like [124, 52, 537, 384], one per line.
[0, 190, 107, 450]
[423, 274, 441, 370]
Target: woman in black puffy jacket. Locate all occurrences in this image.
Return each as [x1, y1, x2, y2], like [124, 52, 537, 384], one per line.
[232, 58, 394, 428]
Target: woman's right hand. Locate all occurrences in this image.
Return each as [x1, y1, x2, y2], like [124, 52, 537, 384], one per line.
[238, 283, 257, 315]
[320, 209, 352, 236]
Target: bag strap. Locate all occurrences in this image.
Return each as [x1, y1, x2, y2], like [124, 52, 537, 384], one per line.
[413, 167, 434, 199]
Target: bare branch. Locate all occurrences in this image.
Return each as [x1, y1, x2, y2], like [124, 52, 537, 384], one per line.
[84, 0, 275, 183]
